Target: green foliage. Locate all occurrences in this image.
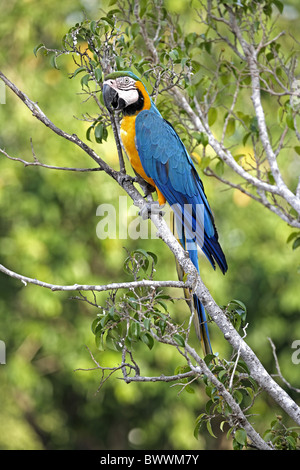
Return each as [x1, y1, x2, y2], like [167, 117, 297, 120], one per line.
[224, 299, 247, 332]
[263, 416, 300, 450]
[287, 232, 300, 251]
[194, 353, 258, 449]
[91, 250, 180, 356]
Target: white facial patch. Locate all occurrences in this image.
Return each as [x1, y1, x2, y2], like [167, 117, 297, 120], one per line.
[104, 76, 139, 107]
[117, 87, 139, 106]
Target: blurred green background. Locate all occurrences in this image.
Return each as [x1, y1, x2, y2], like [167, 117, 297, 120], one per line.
[0, 0, 299, 450]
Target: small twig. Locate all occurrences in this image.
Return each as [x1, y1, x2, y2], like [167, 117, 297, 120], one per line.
[268, 338, 300, 393]
[0, 147, 102, 172]
[120, 370, 197, 383]
[109, 111, 126, 173]
[229, 323, 249, 390]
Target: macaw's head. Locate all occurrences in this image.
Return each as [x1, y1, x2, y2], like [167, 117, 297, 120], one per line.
[102, 71, 151, 116]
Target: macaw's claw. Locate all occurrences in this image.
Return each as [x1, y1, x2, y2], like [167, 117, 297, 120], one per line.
[118, 173, 136, 186]
[139, 201, 165, 220]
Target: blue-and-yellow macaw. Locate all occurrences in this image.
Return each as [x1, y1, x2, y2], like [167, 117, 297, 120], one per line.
[103, 71, 227, 355]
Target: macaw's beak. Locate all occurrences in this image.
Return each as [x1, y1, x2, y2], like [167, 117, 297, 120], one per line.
[103, 83, 126, 111]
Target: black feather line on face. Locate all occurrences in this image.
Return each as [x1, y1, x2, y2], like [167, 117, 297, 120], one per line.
[122, 90, 145, 116]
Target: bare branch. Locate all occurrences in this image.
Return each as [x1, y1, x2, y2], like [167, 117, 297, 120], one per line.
[0, 147, 101, 173]
[0, 263, 190, 293]
[268, 338, 300, 394]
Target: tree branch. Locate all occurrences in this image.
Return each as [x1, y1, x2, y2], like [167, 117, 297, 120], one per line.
[0, 263, 190, 292]
[0, 147, 101, 172]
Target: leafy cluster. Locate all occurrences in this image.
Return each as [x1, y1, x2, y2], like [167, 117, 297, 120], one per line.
[89, 250, 300, 450]
[263, 416, 300, 450]
[91, 250, 186, 355]
[194, 355, 258, 449]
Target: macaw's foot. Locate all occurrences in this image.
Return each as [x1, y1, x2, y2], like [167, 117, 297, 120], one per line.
[118, 173, 136, 187]
[133, 174, 156, 196]
[139, 201, 165, 220]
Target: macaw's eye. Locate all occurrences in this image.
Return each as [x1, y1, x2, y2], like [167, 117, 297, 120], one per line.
[122, 77, 131, 86]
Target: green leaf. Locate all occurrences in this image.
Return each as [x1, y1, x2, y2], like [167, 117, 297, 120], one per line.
[157, 319, 166, 335]
[134, 248, 148, 257]
[81, 74, 90, 88]
[233, 389, 243, 405]
[286, 112, 295, 130]
[242, 132, 251, 146]
[218, 369, 227, 382]
[273, 0, 284, 14]
[146, 251, 158, 265]
[286, 435, 297, 450]
[220, 421, 227, 432]
[94, 123, 104, 143]
[72, 66, 86, 78]
[86, 125, 94, 142]
[204, 353, 216, 366]
[292, 237, 300, 250]
[138, 0, 148, 17]
[131, 23, 140, 39]
[90, 20, 97, 34]
[205, 385, 215, 398]
[206, 420, 217, 438]
[231, 299, 247, 312]
[115, 56, 125, 70]
[267, 171, 275, 185]
[286, 232, 299, 243]
[94, 123, 108, 143]
[200, 132, 209, 147]
[234, 428, 247, 446]
[184, 383, 195, 394]
[232, 439, 243, 450]
[250, 116, 259, 134]
[208, 108, 217, 126]
[33, 43, 44, 57]
[108, 307, 115, 319]
[94, 68, 102, 82]
[91, 317, 101, 334]
[106, 334, 121, 352]
[156, 300, 168, 312]
[194, 413, 206, 439]
[174, 334, 185, 347]
[141, 332, 154, 350]
[169, 49, 179, 61]
[225, 118, 236, 137]
[199, 156, 211, 170]
[101, 16, 114, 28]
[50, 54, 59, 70]
[143, 318, 151, 331]
[95, 330, 105, 350]
[129, 322, 141, 340]
[215, 159, 224, 177]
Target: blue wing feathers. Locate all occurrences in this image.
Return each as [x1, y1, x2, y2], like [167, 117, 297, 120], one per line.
[135, 109, 228, 275]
